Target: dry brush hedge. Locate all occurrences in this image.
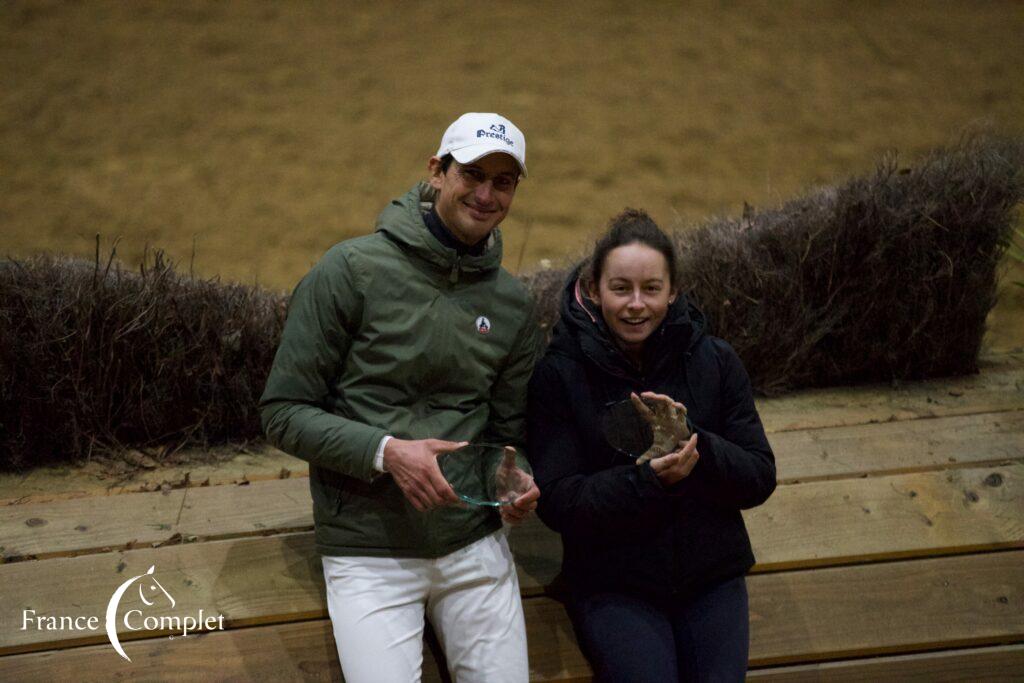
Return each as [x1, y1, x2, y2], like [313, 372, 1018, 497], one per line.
[0, 249, 286, 470]
[2, 135, 1021, 468]
[528, 133, 1024, 394]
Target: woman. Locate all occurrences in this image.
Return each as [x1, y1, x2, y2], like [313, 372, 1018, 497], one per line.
[526, 209, 776, 682]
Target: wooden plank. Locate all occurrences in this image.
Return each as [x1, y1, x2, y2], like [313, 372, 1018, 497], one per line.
[0, 485, 187, 561]
[0, 618, 443, 683]
[1, 523, 1021, 658]
[5, 632, 1022, 683]
[0, 531, 322, 654]
[0, 621, 346, 682]
[5, 411, 1021, 563]
[514, 462, 1024, 588]
[3, 461, 1020, 606]
[748, 644, 1024, 682]
[770, 410, 1024, 483]
[750, 463, 1024, 570]
[2, 553, 1021, 675]
[747, 551, 1024, 665]
[520, 598, 593, 682]
[0, 606, 589, 683]
[0, 477, 314, 562]
[757, 353, 1023, 432]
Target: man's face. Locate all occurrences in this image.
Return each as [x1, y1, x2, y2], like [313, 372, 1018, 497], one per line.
[428, 153, 520, 246]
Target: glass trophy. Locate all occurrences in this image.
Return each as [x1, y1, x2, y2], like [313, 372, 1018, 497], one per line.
[600, 395, 690, 463]
[599, 398, 655, 460]
[437, 444, 534, 507]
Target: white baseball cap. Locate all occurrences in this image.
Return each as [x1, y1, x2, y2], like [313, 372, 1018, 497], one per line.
[436, 113, 527, 177]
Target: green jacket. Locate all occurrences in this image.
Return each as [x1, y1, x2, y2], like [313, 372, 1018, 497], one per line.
[260, 183, 541, 557]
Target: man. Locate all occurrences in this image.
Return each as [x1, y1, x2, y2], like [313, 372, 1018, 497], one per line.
[260, 113, 541, 682]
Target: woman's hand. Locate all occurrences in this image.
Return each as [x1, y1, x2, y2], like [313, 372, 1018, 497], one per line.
[630, 391, 691, 464]
[648, 433, 700, 486]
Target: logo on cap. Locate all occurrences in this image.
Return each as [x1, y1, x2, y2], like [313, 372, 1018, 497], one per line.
[490, 124, 506, 135]
[476, 129, 515, 147]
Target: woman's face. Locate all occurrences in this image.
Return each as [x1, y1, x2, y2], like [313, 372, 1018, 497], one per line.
[592, 242, 675, 358]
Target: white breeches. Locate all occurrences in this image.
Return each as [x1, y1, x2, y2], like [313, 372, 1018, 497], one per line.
[321, 529, 529, 683]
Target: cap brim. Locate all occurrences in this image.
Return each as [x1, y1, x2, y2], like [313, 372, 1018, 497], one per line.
[450, 145, 527, 177]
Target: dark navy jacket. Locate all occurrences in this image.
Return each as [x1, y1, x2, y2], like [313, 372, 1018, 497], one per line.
[526, 269, 776, 601]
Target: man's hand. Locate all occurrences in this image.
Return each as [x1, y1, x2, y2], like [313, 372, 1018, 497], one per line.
[495, 446, 539, 525]
[648, 433, 700, 486]
[630, 391, 691, 464]
[383, 438, 466, 512]
[501, 483, 539, 525]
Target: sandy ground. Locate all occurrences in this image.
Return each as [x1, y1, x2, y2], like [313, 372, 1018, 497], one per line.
[1, 1, 1022, 473]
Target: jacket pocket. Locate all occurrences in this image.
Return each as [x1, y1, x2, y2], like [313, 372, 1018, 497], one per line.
[309, 466, 347, 522]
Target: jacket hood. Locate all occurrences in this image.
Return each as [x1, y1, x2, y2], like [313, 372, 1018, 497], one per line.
[374, 182, 504, 279]
[547, 262, 706, 379]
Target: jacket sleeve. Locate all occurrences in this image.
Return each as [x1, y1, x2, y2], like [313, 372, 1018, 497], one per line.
[481, 300, 543, 468]
[687, 339, 776, 509]
[527, 359, 672, 538]
[259, 249, 387, 482]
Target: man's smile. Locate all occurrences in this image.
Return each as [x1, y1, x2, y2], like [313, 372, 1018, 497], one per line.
[464, 201, 497, 220]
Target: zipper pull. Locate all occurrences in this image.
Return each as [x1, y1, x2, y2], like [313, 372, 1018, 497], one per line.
[449, 256, 460, 284]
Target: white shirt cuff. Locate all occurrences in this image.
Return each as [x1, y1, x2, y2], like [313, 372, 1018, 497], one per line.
[374, 435, 392, 473]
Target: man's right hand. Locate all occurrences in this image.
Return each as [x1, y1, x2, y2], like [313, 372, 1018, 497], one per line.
[383, 438, 466, 512]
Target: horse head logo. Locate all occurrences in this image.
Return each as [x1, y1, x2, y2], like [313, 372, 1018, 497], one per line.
[105, 565, 175, 662]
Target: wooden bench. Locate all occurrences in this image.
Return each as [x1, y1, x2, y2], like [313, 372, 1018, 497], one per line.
[1, 353, 1022, 681]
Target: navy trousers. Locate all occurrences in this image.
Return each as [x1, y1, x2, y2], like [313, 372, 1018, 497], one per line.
[569, 576, 749, 683]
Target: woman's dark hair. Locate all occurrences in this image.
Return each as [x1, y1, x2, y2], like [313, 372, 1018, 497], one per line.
[589, 208, 678, 289]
